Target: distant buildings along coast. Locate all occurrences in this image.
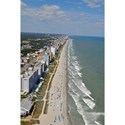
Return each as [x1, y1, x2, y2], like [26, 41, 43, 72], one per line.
[20, 35, 68, 117]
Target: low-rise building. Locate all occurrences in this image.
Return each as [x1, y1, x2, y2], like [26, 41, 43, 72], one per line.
[21, 97, 34, 117]
[22, 40, 30, 44]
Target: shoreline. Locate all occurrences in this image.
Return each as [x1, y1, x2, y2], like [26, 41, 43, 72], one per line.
[63, 40, 72, 125]
[65, 41, 72, 125]
[38, 39, 70, 125]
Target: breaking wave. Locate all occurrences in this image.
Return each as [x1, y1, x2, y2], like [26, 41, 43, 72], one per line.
[67, 39, 104, 125]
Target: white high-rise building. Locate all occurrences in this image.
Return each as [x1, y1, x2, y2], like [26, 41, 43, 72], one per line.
[21, 69, 39, 93]
[34, 61, 42, 77]
[50, 46, 56, 57]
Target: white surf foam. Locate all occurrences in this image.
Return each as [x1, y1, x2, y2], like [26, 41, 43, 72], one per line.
[68, 68, 77, 77]
[74, 65, 81, 71]
[68, 82, 79, 97]
[72, 56, 77, 60]
[71, 79, 91, 96]
[67, 39, 104, 125]
[83, 112, 104, 125]
[80, 82, 95, 101]
[78, 72, 82, 77]
[95, 121, 101, 125]
[68, 40, 95, 102]
[69, 91, 104, 125]
[68, 92, 89, 125]
[85, 93, 95, 101]
[68, 79, 86, 97]
[68, 66, 82, 78]
[82, 98, 96, 109]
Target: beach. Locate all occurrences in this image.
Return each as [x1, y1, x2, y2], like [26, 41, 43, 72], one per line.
[38, 40, 70, 125]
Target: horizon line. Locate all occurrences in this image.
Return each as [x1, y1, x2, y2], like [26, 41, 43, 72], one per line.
[21, 31, 104, 38]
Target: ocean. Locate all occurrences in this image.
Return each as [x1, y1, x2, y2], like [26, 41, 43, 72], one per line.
[67, 36, 104, 125]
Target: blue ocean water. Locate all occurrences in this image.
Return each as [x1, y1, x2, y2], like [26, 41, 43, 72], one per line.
[67, 36, 104, 125]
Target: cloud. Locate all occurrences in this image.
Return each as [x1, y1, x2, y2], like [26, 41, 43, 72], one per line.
[21, 3, 66, 20]
[41, 5, 65, 17]
[65, 1, 83, 5]
[21, 1, 27, 8]
[96, 18, 104, 26]
[83, 0, 103, 8]
[21, 1, 104, 36]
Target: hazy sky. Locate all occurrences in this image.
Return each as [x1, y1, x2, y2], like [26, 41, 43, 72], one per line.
[21, 0, 104, 36]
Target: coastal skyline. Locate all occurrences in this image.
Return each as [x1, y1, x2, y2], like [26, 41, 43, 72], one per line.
[21, 0, 104, 36]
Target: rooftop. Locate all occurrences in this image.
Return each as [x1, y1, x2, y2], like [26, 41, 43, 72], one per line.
[21, 98, 34, 111]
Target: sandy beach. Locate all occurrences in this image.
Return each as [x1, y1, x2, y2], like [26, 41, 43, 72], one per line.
[38, 40, 70, 125]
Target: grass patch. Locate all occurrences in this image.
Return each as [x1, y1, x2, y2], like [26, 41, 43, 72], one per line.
[48, 65, 55, 73]
[48, 76, 53, 91]
[48, 65, 57, 91]
[30, 119, 40, 124]
[32, 101, 44, 118]
[36, 73, 51, 99]
[21, 120, 40, 125]
[36, 84, 46, 99]
[21, 94, 28, 100]
[44, 73, 51, 82]
[51, 60, 57, 65]
[56, 46, 63, 59]
[21, 121, 32, 125]
[43, 100, 49, 114]
[48, 82, 52, 91]
[32, 96, 37, 102]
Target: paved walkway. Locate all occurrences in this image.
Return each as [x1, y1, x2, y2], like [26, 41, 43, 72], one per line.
[41, 62, 58, 114]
